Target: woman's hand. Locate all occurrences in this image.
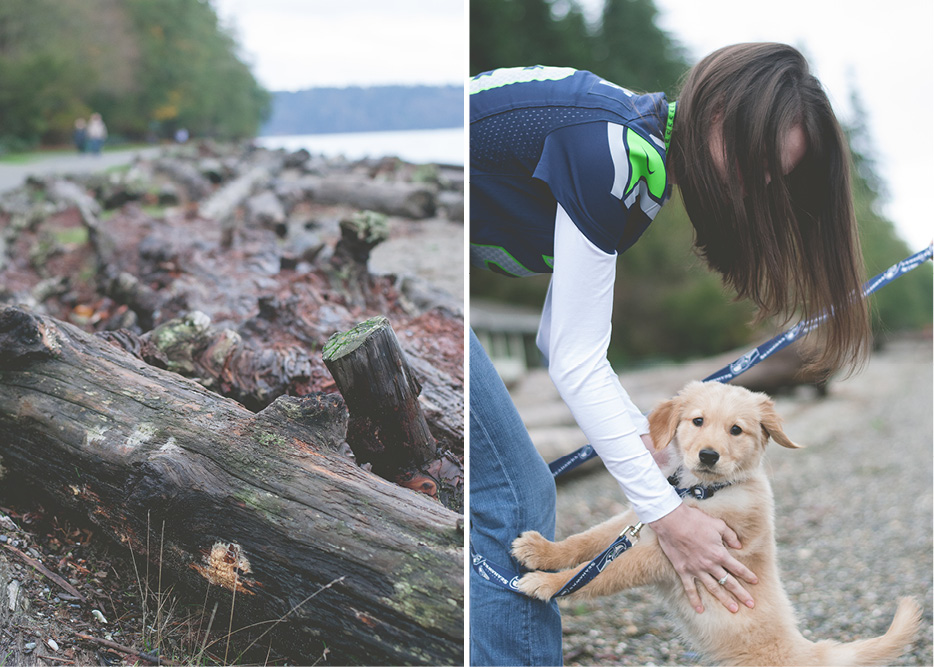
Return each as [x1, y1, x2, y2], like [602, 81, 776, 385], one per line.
[649, 502, 757, 613]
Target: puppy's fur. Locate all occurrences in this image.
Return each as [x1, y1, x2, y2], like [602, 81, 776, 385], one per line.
[512, 381, 920, 666]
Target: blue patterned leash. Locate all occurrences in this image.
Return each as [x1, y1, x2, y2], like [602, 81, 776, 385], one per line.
[549, 243, 934, 475]
[472, 243, 933, 596]
[472, 475, 733, 597]
[471, 522, 643, 598]
[703, 242, 934, 383]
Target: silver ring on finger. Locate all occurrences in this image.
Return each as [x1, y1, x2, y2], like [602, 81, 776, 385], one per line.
[717, 574, 729, 586]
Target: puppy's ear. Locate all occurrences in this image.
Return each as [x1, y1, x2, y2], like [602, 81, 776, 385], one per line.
[759, 398, 801, 449]
[648, 397, 680, 451]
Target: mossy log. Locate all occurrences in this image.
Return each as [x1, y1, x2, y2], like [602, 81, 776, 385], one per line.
[333, 211, 390, 268]
[0, 305, 463, 666]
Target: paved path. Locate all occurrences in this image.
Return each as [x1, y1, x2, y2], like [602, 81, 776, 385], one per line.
[0, 147, 162, 193]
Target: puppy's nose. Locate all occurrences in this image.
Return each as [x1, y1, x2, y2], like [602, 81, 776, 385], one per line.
[699, 449, 720, 466]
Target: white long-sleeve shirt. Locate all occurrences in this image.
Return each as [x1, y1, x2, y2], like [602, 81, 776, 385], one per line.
[537, 203, 682, 523]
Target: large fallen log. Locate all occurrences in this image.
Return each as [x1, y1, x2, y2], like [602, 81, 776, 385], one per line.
[301, 175, 438, 219]
[0, 305, 463, 666]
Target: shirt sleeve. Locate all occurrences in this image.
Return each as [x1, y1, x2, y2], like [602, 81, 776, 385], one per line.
[537, 202, 681, 523]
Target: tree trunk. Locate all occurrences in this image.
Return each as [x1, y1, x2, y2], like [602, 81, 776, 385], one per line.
[0, 305, 463, 666]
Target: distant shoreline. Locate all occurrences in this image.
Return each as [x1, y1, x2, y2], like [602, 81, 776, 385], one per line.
[258, 124, 462, 138]
[262, 84, 463, 136]
[255, 127, 464, 166]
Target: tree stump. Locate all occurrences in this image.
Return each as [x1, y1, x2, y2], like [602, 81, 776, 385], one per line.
[323, 316, 436, 479]
[333, 210, 390, 267]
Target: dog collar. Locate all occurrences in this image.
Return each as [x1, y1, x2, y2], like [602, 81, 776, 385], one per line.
[667, 470, 731, 500]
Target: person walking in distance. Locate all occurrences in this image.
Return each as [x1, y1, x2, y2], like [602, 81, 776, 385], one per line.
[86, 113, 108, 155]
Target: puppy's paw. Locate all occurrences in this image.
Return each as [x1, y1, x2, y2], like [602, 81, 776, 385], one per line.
[511, 531, 556, 570]
[516, 570, 563, 601]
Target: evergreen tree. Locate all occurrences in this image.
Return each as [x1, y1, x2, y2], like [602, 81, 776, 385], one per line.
[471, 0, 595, 76]
[593, 0, 688, 95]
[0, 0, 138, 147]
[845, 88, 932, 335]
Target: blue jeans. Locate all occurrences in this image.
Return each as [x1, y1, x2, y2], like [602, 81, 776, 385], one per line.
[469, 329, 562, 666]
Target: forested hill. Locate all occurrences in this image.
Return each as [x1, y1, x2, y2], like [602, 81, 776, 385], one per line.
[260, 85, 463, 136]
[0, 0, 269, 149]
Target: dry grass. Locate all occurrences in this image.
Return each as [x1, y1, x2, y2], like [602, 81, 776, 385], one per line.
[124, 515, 343, 665]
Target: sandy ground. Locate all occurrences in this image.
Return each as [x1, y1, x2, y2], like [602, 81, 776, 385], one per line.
[370, 215, 465, 304]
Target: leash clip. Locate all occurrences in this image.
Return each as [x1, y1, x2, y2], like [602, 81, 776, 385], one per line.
[620, 522, 643, 543]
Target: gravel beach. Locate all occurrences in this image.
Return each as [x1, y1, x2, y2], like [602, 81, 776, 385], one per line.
[508, 335, 933, 666]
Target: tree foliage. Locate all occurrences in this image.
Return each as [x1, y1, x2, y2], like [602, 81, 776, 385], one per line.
[470, 0, 931, 364]
[845, 90, 932, 336]
[0, 0, 269, 150]
[471, 0, 688, 95]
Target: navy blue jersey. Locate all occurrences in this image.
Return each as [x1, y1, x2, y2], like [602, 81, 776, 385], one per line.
[470, 66, 675, 276]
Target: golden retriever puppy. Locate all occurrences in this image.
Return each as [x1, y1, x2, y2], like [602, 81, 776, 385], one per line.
[512, 381, 920, 666]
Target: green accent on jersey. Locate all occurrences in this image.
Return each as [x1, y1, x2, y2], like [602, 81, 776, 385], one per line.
[625, 128, 666, 200]
[472, 243, 537, 277]
[470, 66, 577, 95]
[543, 255, 554, 269]
[665, 102, 676, 153]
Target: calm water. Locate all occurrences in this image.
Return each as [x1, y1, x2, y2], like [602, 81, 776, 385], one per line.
[256, 127, 464, 166]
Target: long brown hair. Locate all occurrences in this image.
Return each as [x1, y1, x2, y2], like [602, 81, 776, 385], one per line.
[669, 42, 870, 376]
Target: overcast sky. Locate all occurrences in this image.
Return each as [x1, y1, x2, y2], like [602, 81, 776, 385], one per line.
[212, 0, 465, 89]
[590, 0, 933, 250]
[214, 0, 930, 250]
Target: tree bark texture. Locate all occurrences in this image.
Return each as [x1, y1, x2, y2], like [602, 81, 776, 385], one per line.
[323, 316, 436, 477]
[0, 305, 463, 666]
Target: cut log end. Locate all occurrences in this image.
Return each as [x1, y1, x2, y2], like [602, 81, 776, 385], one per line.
[333, 211, 390, 267]
[322, 315, 389, 361]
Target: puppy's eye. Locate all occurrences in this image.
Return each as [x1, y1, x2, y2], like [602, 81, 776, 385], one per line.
[730, 425, 742, 436]
[692, 417, 703, 427]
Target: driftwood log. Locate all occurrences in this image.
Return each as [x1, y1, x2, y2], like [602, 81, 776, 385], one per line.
[0, 305, 463, 666]
[301, 175, 437, 219]
[729, 345, 830, 396]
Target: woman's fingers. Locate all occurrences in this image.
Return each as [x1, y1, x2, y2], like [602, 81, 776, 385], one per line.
[721, 572, 755, 609]
[679, 573, 705, 613]
[719, 522, 743, 550]
[723, 552, 758, 586]
[701, 573, 740, 613]
[651, 504, 760, 614]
